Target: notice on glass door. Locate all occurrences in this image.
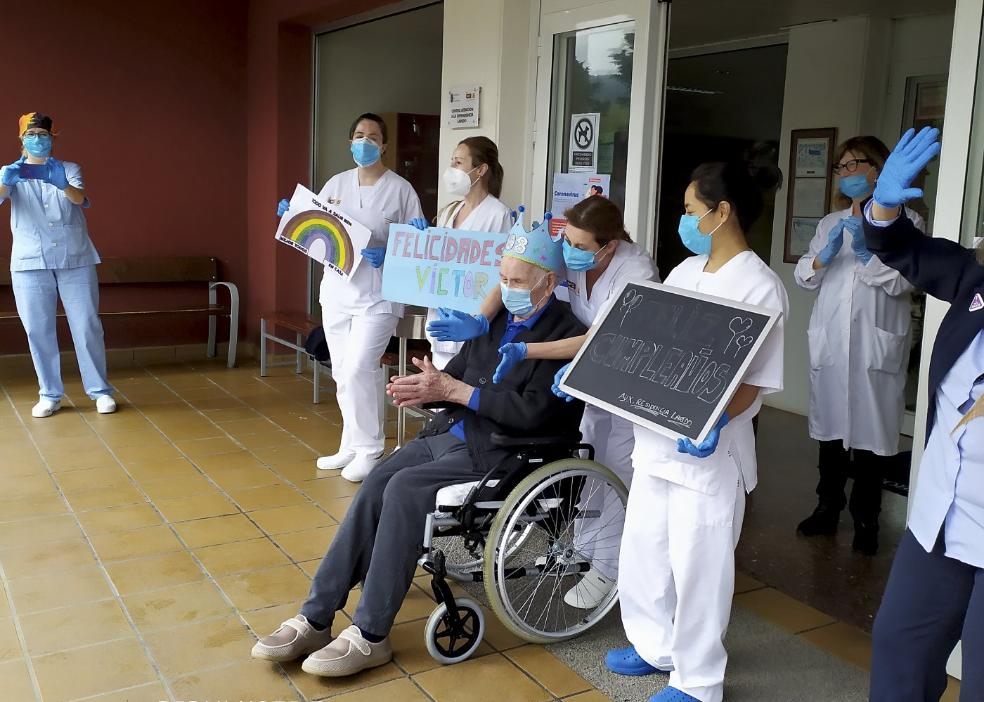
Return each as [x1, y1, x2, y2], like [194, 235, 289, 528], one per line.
[568, 113, 600, 172]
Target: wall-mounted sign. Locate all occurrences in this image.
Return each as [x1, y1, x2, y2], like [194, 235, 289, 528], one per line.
[447, 85, 481, 129]
[568, 112, 600, 172]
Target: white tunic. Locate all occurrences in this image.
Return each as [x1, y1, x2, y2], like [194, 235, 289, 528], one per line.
[566, 241, 659, 326]
[317, 168, 423, 316]
[632, 251, 788, 495]
[425, 194, 513, 362]
[794, 207, 924, 456]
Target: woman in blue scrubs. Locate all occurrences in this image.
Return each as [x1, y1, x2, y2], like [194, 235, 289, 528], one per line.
[0, 112, 114, 418]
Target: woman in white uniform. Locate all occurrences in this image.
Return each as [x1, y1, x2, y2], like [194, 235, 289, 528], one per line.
[428, 195, 659, 608]
[794, 135, 924, 555]
[418, 136, 512, 369]
[278, 113, 422, 483]
[597, 162, 787, 702]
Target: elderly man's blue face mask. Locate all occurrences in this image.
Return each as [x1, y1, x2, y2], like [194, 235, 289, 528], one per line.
[500, 273, 547, 317]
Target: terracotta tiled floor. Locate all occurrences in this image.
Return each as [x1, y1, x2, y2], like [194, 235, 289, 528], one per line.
[0, 358, 602, 702]
[0, 356, 963, 701]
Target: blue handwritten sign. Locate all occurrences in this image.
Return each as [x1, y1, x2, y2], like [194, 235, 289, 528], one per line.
[381, 224, 508, 313]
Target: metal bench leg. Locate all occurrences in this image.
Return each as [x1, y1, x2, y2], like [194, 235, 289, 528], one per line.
[260, 318, 268, 376]
[313, 362, 321, 405]
[225, 285, 239, 368]
[396, 337, 408, 450]
[296, 333, 303, 374]
[207, 290, 217, 359]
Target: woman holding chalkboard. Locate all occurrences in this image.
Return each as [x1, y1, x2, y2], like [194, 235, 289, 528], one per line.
[428, 195, 659, 609]
[415, 137, 512, 370]
[794, 135, 925, 556]
[596, 162, 788, 702]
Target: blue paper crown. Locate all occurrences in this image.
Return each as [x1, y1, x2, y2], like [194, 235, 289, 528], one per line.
[503, 206, 564, 273]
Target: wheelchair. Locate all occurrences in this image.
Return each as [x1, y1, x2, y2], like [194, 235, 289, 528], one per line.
[417, 433, 629, 664]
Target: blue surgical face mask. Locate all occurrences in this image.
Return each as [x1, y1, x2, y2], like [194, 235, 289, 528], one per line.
[563, 240, 608, 272]
[500, 274, 547, 317]
[22, 134, 52, 158]
[677, 209, 720, 256]
[839, 173, 872, 199]
[351, 138, 381, 168]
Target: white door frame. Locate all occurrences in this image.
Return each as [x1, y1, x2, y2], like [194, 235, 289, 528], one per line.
[531, 0, 669, 254]
[912, 0, 983, 679]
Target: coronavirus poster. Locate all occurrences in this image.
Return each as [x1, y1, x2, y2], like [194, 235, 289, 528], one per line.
[275, 185, 371, 280]
[549, 172, 611, 236]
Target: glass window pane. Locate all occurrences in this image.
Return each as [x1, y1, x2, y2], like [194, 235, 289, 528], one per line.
[546, 22, 635, 213]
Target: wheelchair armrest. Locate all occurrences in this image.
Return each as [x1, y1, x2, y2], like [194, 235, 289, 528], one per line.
[490, 433, 582, 448]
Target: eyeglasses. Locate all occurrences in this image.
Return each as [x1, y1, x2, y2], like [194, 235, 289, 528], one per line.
[832, 158, 870, 175]
[22, 131, 49, 139]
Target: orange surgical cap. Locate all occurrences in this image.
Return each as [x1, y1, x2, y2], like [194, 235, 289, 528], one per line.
[19, 112, 53, 136]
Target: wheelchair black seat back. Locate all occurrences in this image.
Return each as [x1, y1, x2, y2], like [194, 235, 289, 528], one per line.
[419, 432, 627, 665]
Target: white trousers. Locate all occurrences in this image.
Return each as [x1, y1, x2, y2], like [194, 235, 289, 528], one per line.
[575, 405, 635, 579]
[618, 470, 746, 702]
[322, 309, 399, 457]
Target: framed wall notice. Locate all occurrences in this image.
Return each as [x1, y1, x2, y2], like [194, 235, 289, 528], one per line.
[784, 128, 836, 263]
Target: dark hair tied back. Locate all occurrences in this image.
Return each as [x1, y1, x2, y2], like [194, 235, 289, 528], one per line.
[689, 161, 764, 233]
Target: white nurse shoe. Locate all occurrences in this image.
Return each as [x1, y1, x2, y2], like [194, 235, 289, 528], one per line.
[95, 395, 117, 414]
[31, 399, 61, 418]
[340, 454, 380, 483]
[317, 450, 356, 471]
[562, 567, 614, 609]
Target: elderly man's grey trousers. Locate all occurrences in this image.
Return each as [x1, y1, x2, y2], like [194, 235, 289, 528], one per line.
[300, 431, 476, 636]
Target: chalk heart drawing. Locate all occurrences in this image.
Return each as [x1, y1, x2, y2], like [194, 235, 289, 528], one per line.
[735, 334, 754, 351]
[729, 317, 753, 335]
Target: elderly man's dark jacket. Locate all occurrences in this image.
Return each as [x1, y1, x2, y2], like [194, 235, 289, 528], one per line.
[419, 299, 587, 473]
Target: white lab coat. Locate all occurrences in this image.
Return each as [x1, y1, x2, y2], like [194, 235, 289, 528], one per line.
[619, 250, 788, 702]
[794, 207, 924, 456]
[317, 168, 423, 457]
[568, 241, 659, 579]
[425, 194, 513, 369]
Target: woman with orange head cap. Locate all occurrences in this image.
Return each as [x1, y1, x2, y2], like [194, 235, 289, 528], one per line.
[0, 112, 115, 417]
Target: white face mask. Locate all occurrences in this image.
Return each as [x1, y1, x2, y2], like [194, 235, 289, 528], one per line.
[442, 166, 477, 198]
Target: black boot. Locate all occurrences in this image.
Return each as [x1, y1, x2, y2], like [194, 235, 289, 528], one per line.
[797, 501, 842, 536]
[849, 450, 885, 555]
[852, 520, 879, 555]
[798, 441, 850, 536]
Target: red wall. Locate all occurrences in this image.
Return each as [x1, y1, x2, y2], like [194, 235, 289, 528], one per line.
[0, 0, 400, 354]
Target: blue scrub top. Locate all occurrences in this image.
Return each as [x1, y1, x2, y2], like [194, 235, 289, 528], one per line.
[0, 160, 100, 272]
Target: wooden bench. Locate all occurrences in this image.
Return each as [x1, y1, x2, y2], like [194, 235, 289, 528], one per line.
[0, 256, 239, 367]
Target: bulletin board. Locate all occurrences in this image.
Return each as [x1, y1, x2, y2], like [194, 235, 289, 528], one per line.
[783, 128, 837, 263]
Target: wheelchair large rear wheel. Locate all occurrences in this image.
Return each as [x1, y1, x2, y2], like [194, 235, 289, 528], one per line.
[483, 459, 628, 644]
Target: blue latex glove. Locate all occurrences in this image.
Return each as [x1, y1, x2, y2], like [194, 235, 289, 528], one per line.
[409, 217, 428, 230]
[276, 198, 290, 217]
[361, 247, 386, 268]
[873, 126, 942, 208]
[817, 223, 845, 266]
[493, 342, 527, 384]
[45, 158, 68, 190]
[426, 308, 489, 342]
[844, 216, 872, 264]
[551, 363, 574, 402]
[677, 411, 730, 459]
[1, 158, 24, 188]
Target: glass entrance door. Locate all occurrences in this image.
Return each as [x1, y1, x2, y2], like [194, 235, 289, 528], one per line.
[532, 0, 669, 254]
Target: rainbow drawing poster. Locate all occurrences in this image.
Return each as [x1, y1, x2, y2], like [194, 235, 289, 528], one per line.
[274, 185, 371, 281]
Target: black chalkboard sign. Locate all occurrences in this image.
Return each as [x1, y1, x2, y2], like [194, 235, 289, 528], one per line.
[560, 281, 781, 443]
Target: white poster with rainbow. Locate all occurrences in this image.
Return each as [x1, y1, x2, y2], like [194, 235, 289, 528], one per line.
[275, 184, 371, 281]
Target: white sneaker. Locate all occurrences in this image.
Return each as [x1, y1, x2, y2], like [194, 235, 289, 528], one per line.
[563, 567, 614, 609]
[251, 614, 334, 662]
[317, 450, 356, 471]
[340, 454, 380, 483]
[95, 395, 117, 414]
[301, 625, 392, 677]
[31, 399, 61, 418]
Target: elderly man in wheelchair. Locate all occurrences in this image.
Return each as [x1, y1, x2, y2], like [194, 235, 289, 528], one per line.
[251, 219, 629, 676]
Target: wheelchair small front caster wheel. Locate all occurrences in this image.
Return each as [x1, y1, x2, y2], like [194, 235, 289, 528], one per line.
[424, 596, 485, 665]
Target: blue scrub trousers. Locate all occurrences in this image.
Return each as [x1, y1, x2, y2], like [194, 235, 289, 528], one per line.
[11, 265, 113, 401]
[870, 529, 983, 701]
